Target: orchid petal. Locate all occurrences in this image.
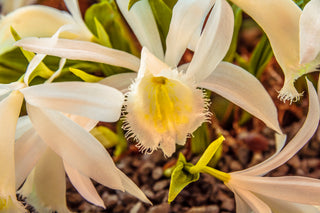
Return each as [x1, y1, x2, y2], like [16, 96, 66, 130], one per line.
[0, 5, 76, 54]
[231, 175, 320, 205]
[15, 38, 141, 71]
[15, 128, 46, 189]
[116, 0, 164, 59]
[18, 148, 70, 213]
[67, 114, 98, 132]
[99, 73, 137, 93]
[226, 185, 251, 213]
[164, 0, 214, 66]
[21, 82, 124, 122]
[0, 91, 23, 194]
[46, 58, 67, 83]
[139, 47, 169, 77]
[229, 0, 301, 75]
[64, 161, 105, 208]
[258, 194, 320, 213]
[117, 169, 152, 205]
[186, 0, 234, 82]
[15, 115, 32, 140]
[26, 104, 124, 191]
[299, 0, 320, 64]
[199, 62, 282, 133]
[239, 79, 319, 175]
[24, 53, 46, 85]
[233, 187, 271, 213]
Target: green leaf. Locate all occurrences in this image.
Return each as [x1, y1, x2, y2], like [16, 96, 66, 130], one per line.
[148, 0, 173, 51]
[93, 17, 112, 48]
[69, 67, 104, 82]
[162, 0, 178, 10]
[128, 0, 142, 10]
[195, 136, 224, 169]
[85, 1, 139, 56]
[11, 27, 54, 83]
[293, 0, 310, 9]
[224, 5, 242, 62]
[168, 153, 199, 203]
[248, 34, 273, 78]
[90, 126, 119, 148]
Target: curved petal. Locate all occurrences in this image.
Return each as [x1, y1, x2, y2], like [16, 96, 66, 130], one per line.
[258, 194, 320, 213]
[186, 0, 234, 82]
[15, 128, 47, 189]
[0, 91, 23, 194]
[0, 5, 76, 54]
[117, 168, 152, 205]
[299, 0, 320, 64]
[116, 0, 164, 59]
[24, 53, 46, 86]
[64, 161, 105, 208]
[67, 114, 98, 132]
[18, 148, 70, 213]
[26, 104, 124, 191]
[99, 72, 137, 93]
[198, 62, 282, 133]
[164, 0, 214, 66]
[231, 175, 320, 206]
[233, 187, 271, 213]
[239, 79, 320, 175]
[229, 0, 301, 75]
[15, 115, 32, 140]
[15, 38, 141, 72]
[21, 82, 124, 122]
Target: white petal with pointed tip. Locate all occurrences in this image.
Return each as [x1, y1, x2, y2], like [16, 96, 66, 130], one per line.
[165, 0, 214, 66]
[64, 161, 105, 208]
[0, 5, 76, 54]
[116, 0, 164, 59]
[186, 0, 234, 82]
[238, 79, 319, 175]
[15, 128, 47, 189]
[99, 73, 137, 93]
[117, 168, 152, 205]
[199, 62, 282, 134]
[229, 0, 301, 74]
[15, 38, 141, 71]
[24, 53, 46, 85]
[21, 82, 124, 122]
[26, 104, 124, 191]
[15, 115, 32, 140]
[19, 148, 70, 213]
[299, 0, 320, 64]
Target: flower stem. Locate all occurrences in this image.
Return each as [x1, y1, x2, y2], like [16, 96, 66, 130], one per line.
[200, 166, 230, 183]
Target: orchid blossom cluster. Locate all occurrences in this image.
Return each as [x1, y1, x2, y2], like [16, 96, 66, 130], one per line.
[0, 0, 319, 212]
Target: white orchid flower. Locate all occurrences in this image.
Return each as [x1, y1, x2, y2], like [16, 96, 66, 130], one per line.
[16, 0, 282, 157]
[228, 0, 320, 103]
[14, 115, 150, 212]
[0, 0, 93, 54]
[223, 79, 320, 213]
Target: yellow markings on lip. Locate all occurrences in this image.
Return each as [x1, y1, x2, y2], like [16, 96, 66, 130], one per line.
[0, 198, 8, 210]
[142, 76, 192, 133]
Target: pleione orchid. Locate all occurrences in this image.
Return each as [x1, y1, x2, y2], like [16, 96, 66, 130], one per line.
[0, 0, 93, 54]
[169, 79, 320, 213]
[228, 0, 320, 103]
[0, 59, 152, 211]
[16, 0, 282, 157]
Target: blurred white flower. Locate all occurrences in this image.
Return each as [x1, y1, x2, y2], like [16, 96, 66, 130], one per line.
[229, 0, 320, 103]
[0, 0, 93, 54]
[0, 0, 36, 14]
[16, 0, 282, 157]
[225, 79, 320, 213]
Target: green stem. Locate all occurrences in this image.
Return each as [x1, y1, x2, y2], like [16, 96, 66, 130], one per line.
[200, 166, 230, 183]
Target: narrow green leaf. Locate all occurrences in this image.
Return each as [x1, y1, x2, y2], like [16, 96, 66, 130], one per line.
[94, 17, 112, 48]
[168, 153, 199, 203]
[224, 5, 242, 62]
[162, 0, 178, 10]
[128, 0, 142, 10]
[191, 123, 211, 154]
[195, 136, 225, 169]
[69, 67, 104, 82]
[10, 27, 54, 82]
[148, 0, 172, 51]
